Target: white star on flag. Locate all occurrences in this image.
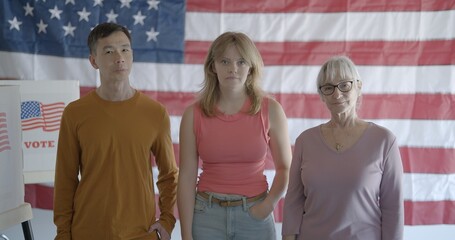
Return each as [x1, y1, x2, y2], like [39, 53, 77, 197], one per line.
[147, 0, 160, 10]
[24, 3, 34, 16]
[133, 11, 146, 25]
[93, 0, 104, 7]
[77, 7, 91, 22]
[63, 22, 76, 37]
[49, 5, 62, 20]
[2, 0, 186, 65]
[146, 27, 159, 42]
[120, 0, 133, 8]
[36, 19, 48, 33]
[105, 9, 118, 23]
[8, 17, 22, 31]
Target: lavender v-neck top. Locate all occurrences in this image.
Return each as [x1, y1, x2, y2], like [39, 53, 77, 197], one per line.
[282, 122, 404, 240]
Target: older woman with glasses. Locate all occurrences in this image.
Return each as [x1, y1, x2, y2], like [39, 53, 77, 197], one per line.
[281, 55, 404, 240]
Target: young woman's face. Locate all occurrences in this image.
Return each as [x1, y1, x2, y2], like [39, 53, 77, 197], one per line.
[212, 44, 251, 91]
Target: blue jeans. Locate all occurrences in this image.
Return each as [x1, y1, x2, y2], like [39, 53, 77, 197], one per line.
[192, 192, 276, 240]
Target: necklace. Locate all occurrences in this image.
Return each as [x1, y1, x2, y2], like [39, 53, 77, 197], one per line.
[329, 123, 343, 151]
[335, 142, 343, 151]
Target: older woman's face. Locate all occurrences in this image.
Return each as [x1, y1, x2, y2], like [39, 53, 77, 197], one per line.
[320, 77, 361, 115]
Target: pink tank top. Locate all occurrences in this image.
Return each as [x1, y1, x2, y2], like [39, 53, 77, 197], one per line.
[194, 98, 270, 197]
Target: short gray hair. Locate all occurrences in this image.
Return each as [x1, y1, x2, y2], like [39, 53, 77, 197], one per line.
[316, 55, 361, 95]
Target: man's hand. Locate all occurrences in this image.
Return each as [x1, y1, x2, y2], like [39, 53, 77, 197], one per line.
[148, 221, 171, 240]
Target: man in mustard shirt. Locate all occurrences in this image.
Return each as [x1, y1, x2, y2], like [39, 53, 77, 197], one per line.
[53, 22, 178, 240]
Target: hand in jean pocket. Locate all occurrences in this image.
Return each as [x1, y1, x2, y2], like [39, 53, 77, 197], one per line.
[248, 200, 274, 220]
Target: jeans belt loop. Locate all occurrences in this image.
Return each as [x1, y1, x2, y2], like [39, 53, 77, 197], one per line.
[208, 193, 213, 208]
[242, 196, 247, 211]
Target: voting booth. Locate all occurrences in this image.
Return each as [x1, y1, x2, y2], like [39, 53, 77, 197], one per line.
[0, 85, 33, 239]
[0, 80, 79, 183]
[0, 81, 79, 238]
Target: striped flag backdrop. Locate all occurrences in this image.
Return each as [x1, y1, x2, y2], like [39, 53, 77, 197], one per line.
[1, 0, 455, 238]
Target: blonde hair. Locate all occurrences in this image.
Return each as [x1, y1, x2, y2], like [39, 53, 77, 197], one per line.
[198, 32, 265, 117]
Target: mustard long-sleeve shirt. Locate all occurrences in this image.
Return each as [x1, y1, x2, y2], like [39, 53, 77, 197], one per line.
[54, 91, 178, 240]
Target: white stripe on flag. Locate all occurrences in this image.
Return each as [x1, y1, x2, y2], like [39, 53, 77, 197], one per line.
[185, 11, 455, 41]
[2, 52, 454, 95]
[263, 170, 455, 202]
[404, 225, 455, 240]
[403, 173, 455, 201]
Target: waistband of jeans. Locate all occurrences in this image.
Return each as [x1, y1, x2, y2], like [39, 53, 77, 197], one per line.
[197, 191, 267, 207]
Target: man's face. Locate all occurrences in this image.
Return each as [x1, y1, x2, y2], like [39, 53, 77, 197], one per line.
[89, 31, 133, 83]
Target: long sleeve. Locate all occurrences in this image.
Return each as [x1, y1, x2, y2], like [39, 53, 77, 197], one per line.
[52, 92, 177, 239]
[282, 134, 306, 236]
[282, 123, 403, 240]
[152, 108, 178, 234]
[380, 136, 404, 240]
[53, 106, 80, 240]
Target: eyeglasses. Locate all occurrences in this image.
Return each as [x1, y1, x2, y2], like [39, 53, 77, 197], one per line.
[319, 81, 354, 96]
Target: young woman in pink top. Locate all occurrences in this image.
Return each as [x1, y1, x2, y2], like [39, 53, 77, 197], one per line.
[282, 56, 404, 240]
[177, 32, 292, 240]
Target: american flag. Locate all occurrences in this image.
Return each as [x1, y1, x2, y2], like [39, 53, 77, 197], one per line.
[21, 101, 65, 132]
[1, 0, 455, 238]
[0, 112, 12, 153]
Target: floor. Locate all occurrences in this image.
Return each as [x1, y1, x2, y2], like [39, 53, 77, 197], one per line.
[0, 208, 282, 239]
[2, 208, 455, 240]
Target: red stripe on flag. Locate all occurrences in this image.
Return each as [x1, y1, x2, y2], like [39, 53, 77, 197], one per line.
[186, 40, 455, 66]
[25, 184, 54, 210]
[275, 93, 455, 120]
[80, 87, 455, 120]
[187, 0, 455, 12]
[401, 147, 455, 174]
[175, 144, 455, 174]
[405, 200, 455, 225]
